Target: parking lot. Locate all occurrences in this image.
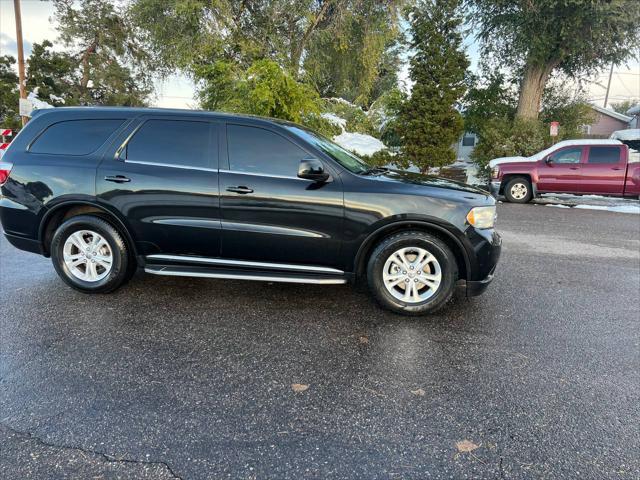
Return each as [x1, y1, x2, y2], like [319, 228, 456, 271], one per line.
[1, 203, 639, 479]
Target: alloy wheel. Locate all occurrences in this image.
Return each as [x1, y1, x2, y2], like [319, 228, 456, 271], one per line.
[63, 230, 113, 282]
[382, 246, 442, 303]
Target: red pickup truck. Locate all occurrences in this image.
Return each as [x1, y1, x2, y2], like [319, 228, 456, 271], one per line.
[490, 139, 640, 203]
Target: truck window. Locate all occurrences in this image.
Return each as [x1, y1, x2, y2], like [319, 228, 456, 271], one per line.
[30, 119, 125, 156]
[549, 147, 582, 164]
[587, 146, 621, 164]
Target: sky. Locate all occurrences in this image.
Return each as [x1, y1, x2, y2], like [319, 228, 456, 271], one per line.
[1, 0, 638, 111]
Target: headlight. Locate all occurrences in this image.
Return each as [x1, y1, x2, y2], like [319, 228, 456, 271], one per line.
[491, 166, 500, 178]
[467, 206, 496, 229]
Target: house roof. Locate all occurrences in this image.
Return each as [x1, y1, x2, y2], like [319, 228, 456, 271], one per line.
[590, 104, 633, 123]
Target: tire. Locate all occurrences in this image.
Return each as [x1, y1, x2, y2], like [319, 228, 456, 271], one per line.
[503, 177, 532, 203]
[367, 231, 458, 315]
[50, 215, 130, 293]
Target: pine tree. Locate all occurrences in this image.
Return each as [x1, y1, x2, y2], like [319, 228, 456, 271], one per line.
[399, 0, 468, 172]
[0, 56, 20, 131]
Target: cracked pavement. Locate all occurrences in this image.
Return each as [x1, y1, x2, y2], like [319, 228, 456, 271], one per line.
[1, 204, 639, 479]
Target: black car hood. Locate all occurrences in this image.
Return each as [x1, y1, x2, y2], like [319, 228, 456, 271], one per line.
[370, 168, 489, 196]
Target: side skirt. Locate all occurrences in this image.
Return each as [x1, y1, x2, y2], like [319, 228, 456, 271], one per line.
[144, 255, 348, 285]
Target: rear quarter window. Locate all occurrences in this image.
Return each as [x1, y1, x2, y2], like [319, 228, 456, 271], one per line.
[587, 146, 621, 164]
[29, 119, 125, 156]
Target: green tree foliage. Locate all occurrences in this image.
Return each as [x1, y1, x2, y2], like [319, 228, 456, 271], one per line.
[398, 0, 469, 172]
[53, 0, 151, 106]
[466, 70, 595, 176]
[0, 56, 20, 131]
[242, 59, 321, 122]
[463, 71, 517, 134]
[540, 81, 595, 139]
[130, 0, 405, 115]
[469, 0, 640, 119]
[198, 59, 337, 135]
[130, 0, 333, 73]
[322, 98, 377, 135]
[471, 117, 547, 171]
[303, 1, 405, 106]
[26, 41, 77, 106]
[368, 87, 407, 147]
[611, 100, 637, 116]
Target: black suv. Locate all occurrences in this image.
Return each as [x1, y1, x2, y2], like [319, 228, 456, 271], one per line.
[0, 108, 500, 315]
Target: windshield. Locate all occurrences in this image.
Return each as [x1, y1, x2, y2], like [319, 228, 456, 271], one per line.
[284, 125, 371, 174]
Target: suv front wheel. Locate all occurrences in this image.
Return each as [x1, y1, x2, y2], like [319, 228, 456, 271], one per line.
[50, 215, 131, 293]
[367, 231, 458, 315]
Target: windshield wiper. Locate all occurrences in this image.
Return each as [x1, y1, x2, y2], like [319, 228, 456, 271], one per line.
[361, 166, 389, 175]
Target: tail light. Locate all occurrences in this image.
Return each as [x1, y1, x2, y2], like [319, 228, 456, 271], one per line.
[0, 162, 13, 185]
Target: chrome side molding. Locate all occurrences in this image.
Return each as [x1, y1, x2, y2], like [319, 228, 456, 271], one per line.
[144, 267, 347, 285]
[146, 254, 344, 274]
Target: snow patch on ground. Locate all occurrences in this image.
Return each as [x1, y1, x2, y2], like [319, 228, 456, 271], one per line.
[547, 203, 639, 214]
[321, 113, 347, 132]
[538, 193, 639, 214]
[573, 204, 640, 214]
[333, 132, 387, 156]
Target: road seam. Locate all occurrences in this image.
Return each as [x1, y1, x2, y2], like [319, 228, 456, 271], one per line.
[1, 423, 184, 480]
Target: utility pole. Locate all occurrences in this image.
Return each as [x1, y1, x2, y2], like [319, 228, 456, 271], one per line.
[603, 62, 614, 109]
[14, 0, 28, 126]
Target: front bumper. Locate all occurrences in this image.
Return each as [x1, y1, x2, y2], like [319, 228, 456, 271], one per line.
[490, 180, 501, 197]
[458, 226, 501, 297]
[463, 268, 496, 297]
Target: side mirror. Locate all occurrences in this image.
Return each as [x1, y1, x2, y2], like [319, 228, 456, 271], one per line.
[545, 156, 553, 164]
[298, 158, 330, 182]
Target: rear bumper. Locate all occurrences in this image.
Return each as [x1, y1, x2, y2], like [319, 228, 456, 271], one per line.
[3, 231, 44, 255]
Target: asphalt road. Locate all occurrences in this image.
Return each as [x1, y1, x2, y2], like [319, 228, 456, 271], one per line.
[1, 204, 639, 479]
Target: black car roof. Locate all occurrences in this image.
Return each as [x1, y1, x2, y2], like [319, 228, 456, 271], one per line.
[34, 106, 300, 128]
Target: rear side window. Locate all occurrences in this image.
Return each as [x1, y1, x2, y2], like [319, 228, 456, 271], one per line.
[227, 124, 307, 177]
[30, 119, 125, 155]
[587, 146, 621, 164]
[124, 119, 212, 169]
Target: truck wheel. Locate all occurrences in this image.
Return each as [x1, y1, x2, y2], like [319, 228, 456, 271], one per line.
[504, 177, 532, 203]
[50, 215, 130, 294]
[367, 231, 457, 315]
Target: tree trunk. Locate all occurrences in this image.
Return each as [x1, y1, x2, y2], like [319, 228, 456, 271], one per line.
[290, 1, 332, 77]
[516, 61, 555, 120]
[80, 42, 97, 92]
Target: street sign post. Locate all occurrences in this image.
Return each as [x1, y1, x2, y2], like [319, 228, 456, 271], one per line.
[19, 98, 33, 117]
[550, 121, 559, 137]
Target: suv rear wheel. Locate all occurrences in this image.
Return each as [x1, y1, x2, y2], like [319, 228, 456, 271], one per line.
[367, 231, 457, 315]
[50, 215, 130, 293]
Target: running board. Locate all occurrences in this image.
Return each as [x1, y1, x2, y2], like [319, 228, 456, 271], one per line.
[144, 265, 347, 285]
